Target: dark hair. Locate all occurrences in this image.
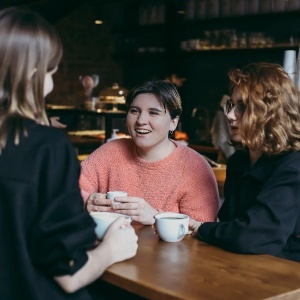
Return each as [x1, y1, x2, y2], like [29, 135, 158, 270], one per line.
[228, 62, 300, 154]
[125, 80, 182, 119]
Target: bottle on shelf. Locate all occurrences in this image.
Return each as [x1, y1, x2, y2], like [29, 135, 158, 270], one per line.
[107, 129, 119, 142]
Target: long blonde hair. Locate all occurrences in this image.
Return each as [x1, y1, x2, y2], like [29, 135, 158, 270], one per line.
[0, 7, 62, 152]
[228, 62, 300, 154]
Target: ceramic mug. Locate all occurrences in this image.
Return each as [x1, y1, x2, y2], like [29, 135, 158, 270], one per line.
[90, 211, 131, 240]
[107, 191, 128, 205]
[154, 212, 189, 242]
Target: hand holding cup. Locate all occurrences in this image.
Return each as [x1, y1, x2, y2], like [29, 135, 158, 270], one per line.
[86, 193, 112, 212]
[107, 191, 128, 205]
[90, 212, 132, 240]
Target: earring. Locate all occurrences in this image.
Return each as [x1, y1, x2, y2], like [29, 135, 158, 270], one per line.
[169, 130, 174, 135]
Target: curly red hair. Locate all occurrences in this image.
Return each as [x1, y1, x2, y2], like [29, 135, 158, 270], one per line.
[228, 62, 300, 154]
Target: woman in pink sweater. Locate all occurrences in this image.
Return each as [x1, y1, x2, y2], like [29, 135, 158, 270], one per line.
[80, 80, 219, 225]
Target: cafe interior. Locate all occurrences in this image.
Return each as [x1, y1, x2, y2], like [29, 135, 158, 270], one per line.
[4, 0, 300, 299]
[2, 1, 299, 164]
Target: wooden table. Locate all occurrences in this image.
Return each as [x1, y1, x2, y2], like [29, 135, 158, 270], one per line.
[100, 225, 300, 300]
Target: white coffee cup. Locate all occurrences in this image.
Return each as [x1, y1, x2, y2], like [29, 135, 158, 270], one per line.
[154, 212, 189, 242]
[107, 191, 128, 205]
[90, 212, 131, 240]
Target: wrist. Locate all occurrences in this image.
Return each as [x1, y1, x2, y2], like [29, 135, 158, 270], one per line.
[198, 221, 205, 230]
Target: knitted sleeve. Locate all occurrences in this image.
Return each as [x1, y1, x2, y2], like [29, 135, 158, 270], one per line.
[79, 139, 131, 204]
[79, 146, 106, 203]
[177, 147, 219, 222]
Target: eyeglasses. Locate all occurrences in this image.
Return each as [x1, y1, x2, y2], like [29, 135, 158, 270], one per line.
[223, 99, 246, 117]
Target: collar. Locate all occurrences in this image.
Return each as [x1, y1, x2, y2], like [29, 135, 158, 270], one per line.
[228, 150, 281, 181]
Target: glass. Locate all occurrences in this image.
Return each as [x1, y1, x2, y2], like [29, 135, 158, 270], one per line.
[223, 99, 245, 117]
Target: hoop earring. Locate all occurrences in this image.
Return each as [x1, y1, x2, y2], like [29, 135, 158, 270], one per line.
[169, 130, 174, 135]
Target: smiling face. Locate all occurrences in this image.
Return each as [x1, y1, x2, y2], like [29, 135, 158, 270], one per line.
[126, 93, 178, 153]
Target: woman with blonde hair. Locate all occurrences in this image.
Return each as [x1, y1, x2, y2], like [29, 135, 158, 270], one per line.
[190, 62, 300, 262]
[0, 7, 137, 300]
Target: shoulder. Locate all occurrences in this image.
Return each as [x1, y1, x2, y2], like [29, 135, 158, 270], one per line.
[24, 119, 66, 139]
[275, 151, 300, 172]
[20, 122, 78, 173]
[227, 150, 248, 167]
[174, 142, 198, 156]
[174, 142, 213, 169]
[105, 137, 134, 149]
[83, 138, 135, 164]
[10, 121, 79, 174]
[175, 142, 206, 160]
[94, 138, 134, 155]
[228, 149, 247, 161]
[24, 121, 72, 150]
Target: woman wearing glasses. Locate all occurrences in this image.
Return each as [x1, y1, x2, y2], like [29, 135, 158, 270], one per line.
[190, 62, 300, 262]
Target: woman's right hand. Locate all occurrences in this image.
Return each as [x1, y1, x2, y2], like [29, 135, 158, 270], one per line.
[86, 193, 113, 212]
[101, 217, 138, 263]
[54, 217, 138, 293]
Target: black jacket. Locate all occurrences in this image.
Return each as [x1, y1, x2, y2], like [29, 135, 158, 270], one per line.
[198, 150, 300, 262]
[0, 119, 96, 300]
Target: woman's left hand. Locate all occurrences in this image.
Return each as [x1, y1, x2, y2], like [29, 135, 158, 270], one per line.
[111, 196, 158, 225]
[189, 218, 203, 236]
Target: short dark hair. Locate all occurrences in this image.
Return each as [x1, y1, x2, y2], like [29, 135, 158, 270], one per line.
[125, 80, 182, 119]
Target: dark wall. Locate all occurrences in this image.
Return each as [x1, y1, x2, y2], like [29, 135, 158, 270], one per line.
[2, 1, 296, 142]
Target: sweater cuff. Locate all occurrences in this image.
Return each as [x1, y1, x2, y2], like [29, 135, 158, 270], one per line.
[197, 222, 212, 241]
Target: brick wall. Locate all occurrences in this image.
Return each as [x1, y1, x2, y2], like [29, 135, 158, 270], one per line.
[49, 2, 123, 107]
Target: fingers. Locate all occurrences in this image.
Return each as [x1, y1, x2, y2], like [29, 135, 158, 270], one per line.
[151, 224, 159, 236]
[113, 208, 143, 216]
[110, 216, 132, 229]
[112, 201, 144, 210]
[113, 196, 144, 204]
[105, 217, 135, 238]
[87, 193, 112, 212]
[113, 199, 157, 225]
[89, 193, 107, 203]
[102, 218, 138, 261]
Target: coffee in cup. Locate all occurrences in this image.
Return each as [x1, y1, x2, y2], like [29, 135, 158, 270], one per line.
[90, 212, 131, 240]
[154, 212, 189, 242]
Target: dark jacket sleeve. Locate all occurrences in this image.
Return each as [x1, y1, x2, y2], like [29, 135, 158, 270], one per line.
[197, 160, 300, 256]
[32, 129, 97, 276]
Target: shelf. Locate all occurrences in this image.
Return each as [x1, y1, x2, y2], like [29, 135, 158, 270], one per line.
[179, 10, 300, 27]
[112, 51, 167, 60]
[178, 44, 298, 54]
[113, 44, 298, 61]
[113, 23, 165, 34]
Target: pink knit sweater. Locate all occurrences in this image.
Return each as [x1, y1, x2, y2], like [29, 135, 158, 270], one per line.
[79, 138, 219, 222]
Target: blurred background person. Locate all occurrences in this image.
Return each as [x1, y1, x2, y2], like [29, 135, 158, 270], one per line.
[165, 70, 187, 135]
[49, 116, 67, 128]
[210, 94, 235, 163]
[165, 71, 186, 89]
